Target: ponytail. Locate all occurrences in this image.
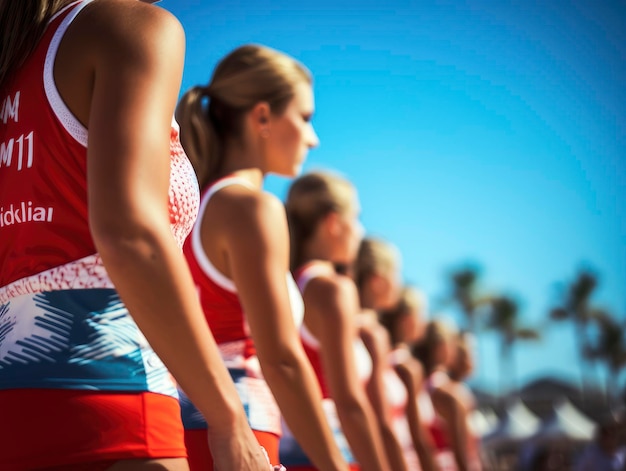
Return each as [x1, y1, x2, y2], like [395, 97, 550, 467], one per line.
[177, 44, 311, 190]
[176, 86, 223, 189]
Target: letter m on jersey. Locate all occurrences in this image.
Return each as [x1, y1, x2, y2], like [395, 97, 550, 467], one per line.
[1, 91, 20, 124]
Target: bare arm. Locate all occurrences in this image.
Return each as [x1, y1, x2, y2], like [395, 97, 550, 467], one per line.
[77, 3, 268, 469]
[306, 275, 391, 471]
[360, 320, 409, 471]
[216, 189, 347, 471]
[394, 357, 440, 471]
[433, 388, 468, 471]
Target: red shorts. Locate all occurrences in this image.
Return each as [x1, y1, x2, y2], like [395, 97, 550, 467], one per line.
[185, 429, 279, 471]
[0, 389, 186, 470]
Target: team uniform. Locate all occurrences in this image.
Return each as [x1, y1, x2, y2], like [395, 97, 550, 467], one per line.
[424, 371, 459, 471]
[0, 1, 200, 469]
[279, 261, 371, 471]
[387, 347, 422, 470]
[181, 175, 304, 470]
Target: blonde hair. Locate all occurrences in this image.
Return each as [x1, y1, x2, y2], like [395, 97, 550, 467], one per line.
[0, 0, 67, 86]
[379, 285, 427, 345]
[285, 170, 355, 270]
[176, 44, 312, 189]
[411, 319, 456, 375]
[354, 237, 399, 291]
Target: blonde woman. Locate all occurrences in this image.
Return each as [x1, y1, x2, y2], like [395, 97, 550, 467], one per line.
[176, 45, 347, 471]
[0, 1, 269, 470]
[412, 320, 467, 471]
[379, 286, 442, 471]
[280, 171, 391, 471]
[354, 237, 411, 471]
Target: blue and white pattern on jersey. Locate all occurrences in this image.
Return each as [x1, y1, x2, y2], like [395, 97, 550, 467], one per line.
[0, 289, 176, 397]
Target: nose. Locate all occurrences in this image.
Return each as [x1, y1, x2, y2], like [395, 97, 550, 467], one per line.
[307, 124, 319, 149]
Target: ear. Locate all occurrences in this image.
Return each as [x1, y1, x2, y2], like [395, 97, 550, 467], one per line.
[250, 102, 271, 136]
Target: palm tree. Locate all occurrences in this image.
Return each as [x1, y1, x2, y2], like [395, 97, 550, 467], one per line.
[447, 264, 486, 334]
[549, 268, 599, 399]
[487, 295, 540, 397]
[585, 309, 626, 408]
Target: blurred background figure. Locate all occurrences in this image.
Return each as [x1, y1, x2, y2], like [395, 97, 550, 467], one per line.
[379, 285, 443, 471]
[574, 416, 626, 471]
[281, 170, 390, 470]
[447, 332, 484, 471]
[412, 319, 465, 471]
[355, 237, 418, 470]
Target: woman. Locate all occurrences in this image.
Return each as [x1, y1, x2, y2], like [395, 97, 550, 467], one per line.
[379, 286, 442, 471]
[412, 320, 467, 471]
[354, 237, 411, 471]
[176, 45, 347, 471]
[447, 332, 483, 471]
[0, 1, 269, 470]
[280, 170, 390, 471]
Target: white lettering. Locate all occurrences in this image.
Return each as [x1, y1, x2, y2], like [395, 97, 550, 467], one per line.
[0, 131, 34, 170]
[0, 201, 55, 228]
[0, 138, 14, 167]
[0, 91, 20, 124]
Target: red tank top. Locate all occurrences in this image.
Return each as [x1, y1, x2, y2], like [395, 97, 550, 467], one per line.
[0, 0, 198, 292]
[183, 176, 304, 361]
[295, 261, 372, 399]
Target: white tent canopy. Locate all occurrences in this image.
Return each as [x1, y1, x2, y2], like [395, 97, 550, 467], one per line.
[469, 407, 499, 438]
[527, 398, 596, 443]
[482, 399, 541, 445]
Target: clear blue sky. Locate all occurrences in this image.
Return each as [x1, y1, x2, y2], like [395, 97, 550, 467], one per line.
[162, 0, 626, 394]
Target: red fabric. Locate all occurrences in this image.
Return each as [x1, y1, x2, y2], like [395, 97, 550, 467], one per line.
[0, 4, 94, 287]
[185, 429, 280, 471]
[0, 389, 186, 470]
[182, 180, 255, 357]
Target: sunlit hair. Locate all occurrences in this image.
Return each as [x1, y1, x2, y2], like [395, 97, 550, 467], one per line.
[379, 285, 427, 346]
[285, 170, 355, 270]
[354, 237, 399, 291]
[176, 44, 312, 189]
[411, 318, 456, 375]
[0, 0, 67, 86]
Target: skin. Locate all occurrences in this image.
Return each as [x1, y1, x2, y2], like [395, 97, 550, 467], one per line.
[194, 80, 347, 470]
[295, 195, 391, 471]
[53, 0, 269, 469]
[358, 259, 412, 471]
[447, 340, 482, 471]
[385, 299, 439, 470]
[357, 313, 409, 471]
[427, 332, 471, 471]
[393, 355, 440, 471]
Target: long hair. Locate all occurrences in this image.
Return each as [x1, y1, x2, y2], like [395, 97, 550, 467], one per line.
[285, 170, 355, 270]
[0, 0, 67, 86]
[379, 285, 427, 346]
[176, 44, 311, 189]
[411, 319, 455, 376]
[354, 237, 399, 292]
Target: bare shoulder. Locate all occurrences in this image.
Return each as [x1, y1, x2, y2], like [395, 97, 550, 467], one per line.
[306, 273, 359, 322]
[210, 186, 288, 245]
[74, 0, 184, 60]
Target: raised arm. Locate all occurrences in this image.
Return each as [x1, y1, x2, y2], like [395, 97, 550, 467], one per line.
[218, 188, 347, 471]
[306, 275, 391, 471]
[77, 3, 268, 469]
